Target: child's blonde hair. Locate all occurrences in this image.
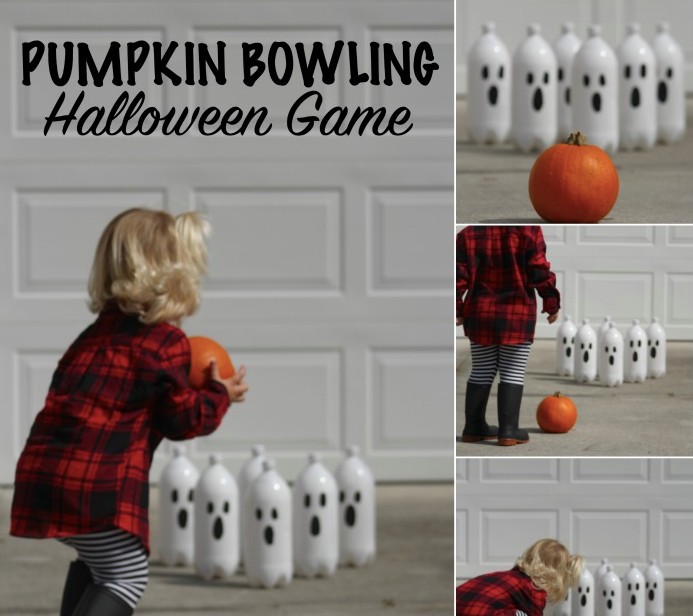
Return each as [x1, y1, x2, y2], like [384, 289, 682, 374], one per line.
[515, 538, 583, 604]
[88, 208, 210, 324]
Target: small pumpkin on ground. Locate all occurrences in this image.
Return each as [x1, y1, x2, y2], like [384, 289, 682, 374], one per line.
[528, 132, 619, 223]
[536, 392, 578, 433]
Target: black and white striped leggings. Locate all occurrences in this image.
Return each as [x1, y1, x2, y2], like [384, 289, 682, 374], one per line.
[468, 341, 532, 386]
[59, 528, 148, 610]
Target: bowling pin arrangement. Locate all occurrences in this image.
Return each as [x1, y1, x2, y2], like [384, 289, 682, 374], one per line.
[556, 317, 666, 386]
[158, 445, 376, 589]
[466, 21, 685, 152]
[593, 561, 664, 616]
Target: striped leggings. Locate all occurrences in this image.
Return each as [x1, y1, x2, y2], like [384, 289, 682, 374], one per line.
[59, 529, 148, 610]
[468, 341, 532, 386]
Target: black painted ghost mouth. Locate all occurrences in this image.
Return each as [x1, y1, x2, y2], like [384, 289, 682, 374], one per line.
[607, 599, 613, 610]
[532, 88, 543, 111]
[264, 526, 274, 545]
[658, 81, 668, 103]
[592, 92, 602, 112]
[649, 589, 655, 601]
[650, 347, 657, 358]
[213, 517, 223, 540]
[631, 87, 641, 108]
[565, 347, 572, 358]
[177, 509, 188, 529]
[310, 515, 320, 537]
[581, 594, 587, 607]
[488, 86, 498, 106]
[583, 351, 589, 362]
[609, 355, 615, 366]
[633, 351, 638, 362]
[345, 505, 356, 527]
[631, 595, 637, 606]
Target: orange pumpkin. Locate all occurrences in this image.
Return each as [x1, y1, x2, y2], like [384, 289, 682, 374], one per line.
[528, 132, 619, 223]
[188, 336, 235, 389]
[536, 392, 578, 433]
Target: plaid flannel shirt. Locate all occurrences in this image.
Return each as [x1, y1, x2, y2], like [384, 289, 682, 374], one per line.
[456, 568, 547, 616]
[457, 226, 560, 345]
[11, 303, 230, 553]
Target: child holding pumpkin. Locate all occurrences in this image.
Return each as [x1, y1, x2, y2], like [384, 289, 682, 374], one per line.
[456, 538, 583, 616]
[456, 226, 560, 446]
[11, 208, 248, 616]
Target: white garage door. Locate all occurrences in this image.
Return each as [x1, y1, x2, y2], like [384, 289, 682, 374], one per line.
[456, 0, 693, 95]
[0, 1, 454, 484]
[456, 458, 693, 580]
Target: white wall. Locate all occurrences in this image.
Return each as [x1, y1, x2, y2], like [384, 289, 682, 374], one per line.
[456, 0, 693, 95]
[456, 458, 693, 580]
[0, 1, 454, 484]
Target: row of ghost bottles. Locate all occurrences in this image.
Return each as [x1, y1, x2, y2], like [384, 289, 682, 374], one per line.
[293, 452, 339, 578]
[159, 446, 199, 566]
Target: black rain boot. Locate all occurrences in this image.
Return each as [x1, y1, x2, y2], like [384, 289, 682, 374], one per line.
[60, 560, 93, 616]
[70, 585, 133, 616]
[497, 382, 529, 446]
[458, 382, 497, 443]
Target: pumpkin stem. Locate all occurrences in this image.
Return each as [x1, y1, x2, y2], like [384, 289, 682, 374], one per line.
[566, 132, 587, 146]
[554, 391, 562, 397]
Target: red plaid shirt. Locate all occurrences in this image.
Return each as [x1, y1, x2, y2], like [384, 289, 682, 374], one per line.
[456, 568, 547, 616]
[10, 303, 230, 553]
[457, 226, 560, 345]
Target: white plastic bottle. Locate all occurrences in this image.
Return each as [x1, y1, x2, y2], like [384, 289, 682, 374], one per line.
[574, 319, 597, 383]
[572, 566, 595, 616]
[594, 558, 610, 596]
[646, 318, 666, 378]
[553, 22, 582, 140]
[596, 316, 613, 380]
[243, 459, 293, 588]
[467, 22, 512, 144]
[512, 23, 558, 152]
[618, 24, 657, 150]
[644, 559, 664, 616]
[236, 444, 267, 563]
[292, 452, 339, 578]
[599, 323, 624, 387]
[652, 23, 685, 143]
[552, 589, 571, 615]
[193, 454, 239, 579]
[334, 445, 376, 567]
[572, 25, 619, 153]
[622, 563, 646, 616]
[625, 319, 648, 383]
[159, 446, 199, 566]
[556, 315, 578, 376]
[597, 566, 621, 616]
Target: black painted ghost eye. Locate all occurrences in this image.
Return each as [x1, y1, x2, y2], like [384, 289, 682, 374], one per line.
[188, 489, 194, 502]
[640, 64, 646, 78]
[527, 72, 534, 85]
[581, 343, 585, 349]
[600, 74, 606, 86]
[589, 343, 593, 349]
[320, 493, 327, 507]
[355, 491, 361, 503]
[558, 67, 564, 81]
[587, 587, 590, 593]
[636, 583, 640, 590]
[613, 347, 617, 353]
[340, 490, 345, 503]
[171, 489, 178, 503]
[256, 508, 262, 520]
[583, 74, 590, 87]
[481, 65, 489, 80]
[271, 508, 278, 519]
[638, 340, 642, 347]
[571, 336, 575, 343]
[630, 341, 634, 347]
[223, 501, 229, 514]
[666, 67, 673, 78]
[603, 590, 607, 597]
[563, 336, 567, 344]
[625, 65, 631, 79]
[498, 65, 504, 79]
[543, 71, 549, 84]
[579, 586, 582, 593]
[304, 494, 311, 508]
[605, 346, 609, 352]
[207, 502, 213, 514]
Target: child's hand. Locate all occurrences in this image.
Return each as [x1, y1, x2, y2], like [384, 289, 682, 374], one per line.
[547, 311, 559, 324]
[208, 360, 248, 404]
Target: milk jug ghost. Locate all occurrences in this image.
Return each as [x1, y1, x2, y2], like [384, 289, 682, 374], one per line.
[159, 446, 199, 566]
[572, 25, 619, 153]
[597, 566, 621, 616]
[243, 459, 293, 588]
[334, 445, 376, 566]
[617, 23, 657, 150]
[646, 317, 666, 378]
[553, 22, 582, 140]
[292, 452, 339, 578]
[644, 559, 664, 616]
[194, 454, 239, 579]
[622, 563, 645, 616]
[237, 444, 267, 563]
[572, 565, 595, 616]
[556, 315, 577, 376]
[652, 23, 685, 143]
[574, 319, 597, 383]
[599, 322, 624, 387]
[467, 22, 512, 144]
[625, 319, 647, 383]
[512, 23, 558, 152]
